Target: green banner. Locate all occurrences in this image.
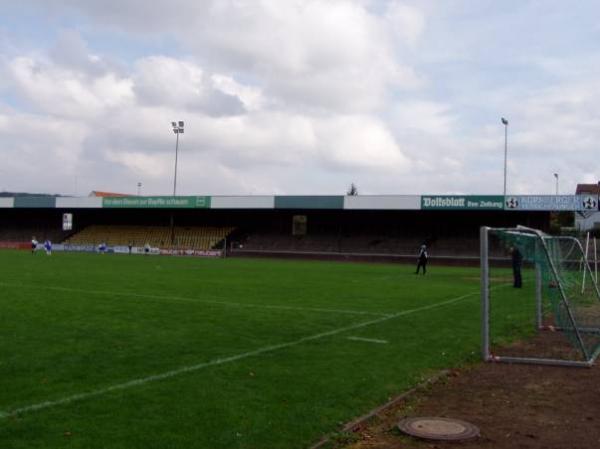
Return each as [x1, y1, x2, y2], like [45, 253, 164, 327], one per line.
[421, 195, 504, 210]
[103, 196, 211, 208]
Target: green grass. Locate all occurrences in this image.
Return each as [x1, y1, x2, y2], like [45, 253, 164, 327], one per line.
[0, 250, 507, 448]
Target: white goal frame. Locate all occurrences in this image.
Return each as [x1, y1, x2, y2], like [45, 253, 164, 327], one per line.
[480, 225, 600, 368]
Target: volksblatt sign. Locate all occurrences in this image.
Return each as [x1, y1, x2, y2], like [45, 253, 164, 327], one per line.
[421, 196, 504, 210]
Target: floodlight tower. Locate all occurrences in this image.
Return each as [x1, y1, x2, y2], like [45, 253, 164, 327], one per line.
[171, 121, 184, 196]
[501, 117, 508, 197]
[554, 173, 559, 195]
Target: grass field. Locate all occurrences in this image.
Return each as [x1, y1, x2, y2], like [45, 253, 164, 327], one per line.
[0, 250, 529, 449]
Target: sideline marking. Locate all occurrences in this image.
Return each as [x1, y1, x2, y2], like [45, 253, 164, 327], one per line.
[0, 290, 478, 419]
[346, 336, 388, 344]
[0, 282, 390, 318]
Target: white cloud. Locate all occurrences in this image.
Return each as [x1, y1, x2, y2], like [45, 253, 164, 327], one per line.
[2, 0, 600, 196]
[314, 115, 410, 170]
[8, 56, 134, 119]
[132, 56, 244, 116]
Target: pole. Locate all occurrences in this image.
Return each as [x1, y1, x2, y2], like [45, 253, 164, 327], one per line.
[503, 123, 508, 197]
[173, 131, 179, 196]
[582, 232, 590, 294]
[480, 227, 491, 361]
[555, 174, 559, 195]
[535, 263, 543, 330]
[594, 237, 598, 284]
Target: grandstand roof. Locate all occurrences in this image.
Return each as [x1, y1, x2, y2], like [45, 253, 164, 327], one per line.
[89, 191, 129, 197]
[0, 194, 595, 211]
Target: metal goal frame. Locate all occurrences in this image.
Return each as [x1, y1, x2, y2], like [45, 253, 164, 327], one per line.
[480, 225, 600, 367]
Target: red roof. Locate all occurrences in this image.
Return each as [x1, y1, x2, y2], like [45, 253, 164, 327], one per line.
[576, 184, 600, 195]
[89, 191, 130, 197]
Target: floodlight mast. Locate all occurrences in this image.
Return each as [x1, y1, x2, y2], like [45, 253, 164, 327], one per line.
[501, 117, 508, 197]
[554, 173, 559, 195]
[171, 121, 184, 196]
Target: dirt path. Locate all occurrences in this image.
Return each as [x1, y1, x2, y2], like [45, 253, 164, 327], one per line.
[335, 362, 600, 449]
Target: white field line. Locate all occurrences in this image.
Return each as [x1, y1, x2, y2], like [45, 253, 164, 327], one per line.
[346, 336, 388, 344]
[0, 282, 390, 318]
[0, 290, 478, 420]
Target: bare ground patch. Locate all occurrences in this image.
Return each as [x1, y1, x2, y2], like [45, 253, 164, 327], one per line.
[328, 361, 600, 449]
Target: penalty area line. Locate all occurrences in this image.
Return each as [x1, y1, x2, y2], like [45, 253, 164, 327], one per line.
[0, 289, 478, 420]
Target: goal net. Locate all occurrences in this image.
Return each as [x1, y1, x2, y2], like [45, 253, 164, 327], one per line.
[481, 226, 600, 367]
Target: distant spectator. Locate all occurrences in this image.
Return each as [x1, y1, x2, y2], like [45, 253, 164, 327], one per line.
[415, 244, 428, 275]
[128, 242, 133, 254]
[511, 246, 523, 288]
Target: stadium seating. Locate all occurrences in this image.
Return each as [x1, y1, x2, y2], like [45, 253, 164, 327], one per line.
[0, 227, 70, 243]
[63, 225, 234, 250]
[238, 233, 481, 257]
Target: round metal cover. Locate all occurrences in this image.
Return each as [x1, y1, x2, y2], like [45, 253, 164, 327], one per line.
[397, 417, 479, 441]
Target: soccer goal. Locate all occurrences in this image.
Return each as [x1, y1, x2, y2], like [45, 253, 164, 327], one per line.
[481, 225, 600, 367]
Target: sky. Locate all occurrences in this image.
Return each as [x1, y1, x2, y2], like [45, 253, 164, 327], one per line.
[0, 0, 599, 196]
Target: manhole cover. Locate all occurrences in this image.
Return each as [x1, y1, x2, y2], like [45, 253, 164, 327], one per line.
[398, 417, 480, 441]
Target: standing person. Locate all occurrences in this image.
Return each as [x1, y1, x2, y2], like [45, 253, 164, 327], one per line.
[44, 239, 52, 256]
[128, 241, 133, 254]
[415, 244, 428, 275]
[31, 236, 38, 254]
[511, 246, 523, 288]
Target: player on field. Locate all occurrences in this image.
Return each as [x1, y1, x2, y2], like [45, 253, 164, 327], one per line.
[415, 244, 428, 275]
[31, 236, 38, 254]
[44, 240, 52, 256]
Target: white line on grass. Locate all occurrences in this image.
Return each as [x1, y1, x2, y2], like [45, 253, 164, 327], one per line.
[0, 290, 477, 420]
[346, 336, 388, 344]
[0, 282, 390, 318]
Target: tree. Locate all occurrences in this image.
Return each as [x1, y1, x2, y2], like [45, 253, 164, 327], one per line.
[346, 183, 358, 196]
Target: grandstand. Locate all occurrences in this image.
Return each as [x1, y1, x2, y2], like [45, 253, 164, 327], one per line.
[0, 194, 561, 262]
[64, 225, 234, 251]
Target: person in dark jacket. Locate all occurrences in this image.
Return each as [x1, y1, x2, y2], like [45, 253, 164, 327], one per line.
[415, 244, 428, 275]
[511, 246, 523, 288]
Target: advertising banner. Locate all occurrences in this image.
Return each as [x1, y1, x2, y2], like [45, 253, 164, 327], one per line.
[62, 213, 73, 231]
[0, 241, 27, 249]
[131, 246, 160, 255]
[159, 249, 222, 257]
[61, 244, 96, 253]
[103, 196, 211, 209]
[421, 195, 504, 210]
[504, 195, 593, 211]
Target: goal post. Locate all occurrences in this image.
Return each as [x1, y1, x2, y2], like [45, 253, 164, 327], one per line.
[481, 226, 600, 367]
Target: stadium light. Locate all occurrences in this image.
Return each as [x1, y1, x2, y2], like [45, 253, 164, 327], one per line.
[137, 182, 142, 196]
[554, 173, 559, 195]
[171, 121, 184, 196]
[501, 117, 508, 197]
